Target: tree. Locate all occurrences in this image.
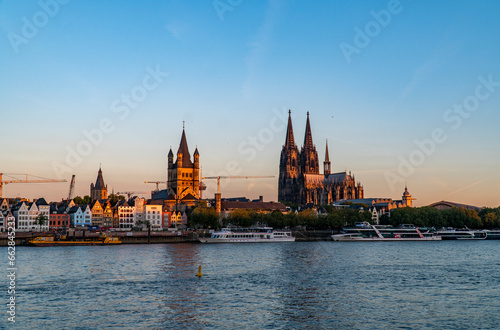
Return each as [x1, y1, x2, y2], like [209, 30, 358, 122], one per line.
[189, 207, 219, 229]
[35, 213, 48, 232]
[108, 194, 125, 205]
[73, 195, 91, 205]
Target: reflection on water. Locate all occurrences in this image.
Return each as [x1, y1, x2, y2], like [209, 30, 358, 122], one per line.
[4, 241, 500, 329]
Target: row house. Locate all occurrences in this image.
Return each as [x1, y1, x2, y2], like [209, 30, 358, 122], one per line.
[90, 200, 104, 227]
[69, 205, 92, 227]
[117, 200, 135, 229]
[12, 200, 50, 232]
[144, 204, 162, 230]
[1, 211, 15, 232]
[171, 211, 187, 226]
[0, 198, 10, 212]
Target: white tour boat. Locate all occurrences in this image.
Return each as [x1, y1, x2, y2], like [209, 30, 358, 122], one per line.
[436, 228, 487, 240]
[198, 227, 295, 243]
[332, 222, 441, 241]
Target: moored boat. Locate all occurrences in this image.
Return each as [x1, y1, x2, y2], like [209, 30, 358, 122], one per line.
[27, 233, 121, 246]
[436, 228, 486, 240]
[198, 227, 295, 243]
[332, 222, 441, 241]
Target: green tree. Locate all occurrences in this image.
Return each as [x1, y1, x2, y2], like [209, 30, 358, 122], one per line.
[108, 194, 125, 205]
[35, 213, 48, 232]
[189, 207, 219, 229]
[73, 195, 91, 205]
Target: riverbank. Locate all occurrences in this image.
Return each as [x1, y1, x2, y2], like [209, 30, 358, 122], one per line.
[0, 229, 338, 246]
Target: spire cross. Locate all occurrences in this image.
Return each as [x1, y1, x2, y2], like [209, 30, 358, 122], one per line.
[183, 121, 185, 129]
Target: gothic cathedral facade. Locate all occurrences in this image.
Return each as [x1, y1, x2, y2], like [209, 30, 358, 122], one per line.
[278, 111, 364, 205]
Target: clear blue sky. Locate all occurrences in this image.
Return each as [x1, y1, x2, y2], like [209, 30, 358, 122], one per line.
[1, 0, 499, 207]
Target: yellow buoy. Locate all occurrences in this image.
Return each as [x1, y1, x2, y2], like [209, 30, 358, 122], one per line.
[196, 265, 203, 277]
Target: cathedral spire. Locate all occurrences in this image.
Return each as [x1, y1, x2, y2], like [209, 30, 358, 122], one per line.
[304, 111, 314, 149]
[324, 139, 331, 175]
[285, 110, 295, 147]
[325, 139, 330, 162]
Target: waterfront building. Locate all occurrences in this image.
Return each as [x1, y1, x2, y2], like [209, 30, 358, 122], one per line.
[0, 198, 10, 212]
[102, 200, 113, 228]
[278, 111, 364, 205]
[49, 210, 70, 229]
[90, 165, 108, 201]
[333, 186, 415, 224]
[144, 204, 162, 230]
[1, 211, 15, 232]
[116, 200, 135, 229]
[162, 207, 171, 228]
[11, 200, 49, 232]
[171, 211, 187, 226]
[90, 200, 104, 227]
[69, 204, 92, 227]
[427, 201, 482, 211]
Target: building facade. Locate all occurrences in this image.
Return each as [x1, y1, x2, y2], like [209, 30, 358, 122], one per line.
[279, 111, 364, 205]
[167, 127, 200, 201]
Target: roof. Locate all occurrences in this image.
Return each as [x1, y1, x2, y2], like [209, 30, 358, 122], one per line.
[94, 166, 106, 189]
[427, 201, 483, 211]
[221, 200, 287, 212]
[175, 129, 193, 168]
[181, 193, 197, 201]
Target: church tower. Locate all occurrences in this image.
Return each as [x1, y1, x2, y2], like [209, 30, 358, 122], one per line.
[167, 125, 200, 200]
[324, 139, 331, 176]
[300, 112, 319, 174]
[90, 165, 108, 201]
[278, 110, 300, 203]
[402, 185, 413, 207]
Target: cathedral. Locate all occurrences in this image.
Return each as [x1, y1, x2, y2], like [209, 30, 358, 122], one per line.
[278, 111, 364, 205]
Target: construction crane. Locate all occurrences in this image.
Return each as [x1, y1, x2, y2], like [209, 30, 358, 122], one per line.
[116, 191, 148, 199]
[144, 181, 167, 191]
[67, 175, 76, 201]
[201, 176, 275, 195]
[0, 173, 67, 198]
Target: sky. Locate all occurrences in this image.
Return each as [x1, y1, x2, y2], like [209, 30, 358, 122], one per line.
[1, 0, 499, 207]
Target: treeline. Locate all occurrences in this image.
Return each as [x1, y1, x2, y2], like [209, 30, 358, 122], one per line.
[189, 207, 371, 230]
[189, 205, 500, 230]
[380, 206, 500, 229]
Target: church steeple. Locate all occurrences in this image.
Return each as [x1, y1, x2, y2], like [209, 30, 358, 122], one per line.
[303, 111, 314, 149]
[285, 110, 295, 147]
[324, 139, 331, 175]
[176, 126, 192, 168]
[300, 112, 319, 174]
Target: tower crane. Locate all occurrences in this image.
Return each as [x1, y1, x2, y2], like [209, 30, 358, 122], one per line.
[116, 191, 148, 199]
[201, 176, 275, 194]
[144, 181, 167, 191]
[67, 175, 76, 201]
[0, 173, 67, 198]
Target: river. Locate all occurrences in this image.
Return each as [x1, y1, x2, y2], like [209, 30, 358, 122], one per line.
[3, 241, 500, 329]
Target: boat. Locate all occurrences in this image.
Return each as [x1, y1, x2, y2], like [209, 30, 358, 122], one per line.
[27, 233, 122, 246]
[198, 227, 295, 243]
[484, 230, 500, 240]
[332, 222, 441, 241]
[436, 228, 487, 240]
